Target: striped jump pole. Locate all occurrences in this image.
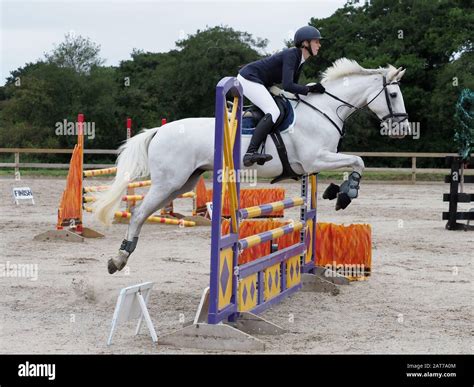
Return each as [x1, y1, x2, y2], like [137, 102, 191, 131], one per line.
[126, 117, 132, 139]
[238, 221, 304, 250]
[114, 211, 196, 227]
[84, 188, 192, 201]
[126, 180, 152, 189]
[83, 167, 117, 177]
[83, 195, 146, 203]
[125, 118, 136, 212]
[122, 195, 145, 202]
[238, 197, 304, 219]
[83, 185, 110, 193]
[178, 192, 196, 199]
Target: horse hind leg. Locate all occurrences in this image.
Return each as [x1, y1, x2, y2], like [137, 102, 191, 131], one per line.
[108, 185, 175, 274]
[108, 170, 205, 274]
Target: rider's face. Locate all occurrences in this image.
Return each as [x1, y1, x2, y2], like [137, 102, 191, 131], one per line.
[310, 39, 321, 55]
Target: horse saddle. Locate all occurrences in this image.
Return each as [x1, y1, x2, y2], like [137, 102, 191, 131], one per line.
[242, 96, 295, 133]
[241, 87, 301, 184]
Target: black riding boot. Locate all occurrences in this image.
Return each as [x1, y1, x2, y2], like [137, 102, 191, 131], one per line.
[243, 113, 274, 167]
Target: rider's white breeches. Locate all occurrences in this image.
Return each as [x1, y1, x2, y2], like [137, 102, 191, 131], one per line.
[237, 74, 280, 123]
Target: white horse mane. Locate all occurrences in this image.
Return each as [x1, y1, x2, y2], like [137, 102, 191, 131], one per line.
[321, 58, 396, 83]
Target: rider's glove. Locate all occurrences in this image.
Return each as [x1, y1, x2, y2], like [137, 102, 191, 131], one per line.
[308, 83, 326, 94]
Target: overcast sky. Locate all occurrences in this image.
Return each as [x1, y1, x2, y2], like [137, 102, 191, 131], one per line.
[1, 0, 349, 85]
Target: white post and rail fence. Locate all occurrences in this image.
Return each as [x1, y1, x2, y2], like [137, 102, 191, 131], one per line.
[0, 148, 473, 183]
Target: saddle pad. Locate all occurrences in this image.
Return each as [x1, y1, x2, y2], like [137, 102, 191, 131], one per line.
[242, 99, 296, 135]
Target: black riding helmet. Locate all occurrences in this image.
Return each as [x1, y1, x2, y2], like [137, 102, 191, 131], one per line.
[294, 26, 323, 56]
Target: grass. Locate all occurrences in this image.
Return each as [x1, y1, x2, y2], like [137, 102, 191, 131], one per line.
[0, 169, 70, 177]
[0, 168, 447, 182]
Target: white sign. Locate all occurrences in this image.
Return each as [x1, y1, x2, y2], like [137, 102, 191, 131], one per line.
[206, 202, 213, 220]
[12, 187, 34, 205]
[107, 282, 157, 346]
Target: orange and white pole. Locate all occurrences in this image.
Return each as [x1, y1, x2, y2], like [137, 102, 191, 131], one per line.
[125, 118, 136, 212]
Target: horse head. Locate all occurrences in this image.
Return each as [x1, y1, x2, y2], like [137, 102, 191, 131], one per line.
[367, 65, 410, 139]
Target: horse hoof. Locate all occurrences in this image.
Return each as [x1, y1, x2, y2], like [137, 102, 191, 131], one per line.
[108, 259, 118, 274]
[107, 250, 129, 274]
[323, 183, 340, 200]
[335, 192, 351, 211]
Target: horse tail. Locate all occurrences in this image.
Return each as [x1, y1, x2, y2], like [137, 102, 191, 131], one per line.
[94, 127, 159, 225]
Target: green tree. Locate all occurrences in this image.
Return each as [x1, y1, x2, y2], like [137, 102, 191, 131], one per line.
[0, 26, 265, 154]
[45, 32, 105, 74]
[305, 0, 473, 161]
[114, 26, 265, 125]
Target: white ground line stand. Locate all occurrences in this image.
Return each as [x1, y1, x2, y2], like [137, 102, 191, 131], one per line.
[107, 282, 157, 346]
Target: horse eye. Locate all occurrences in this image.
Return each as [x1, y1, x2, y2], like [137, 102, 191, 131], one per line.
[390, 92, 397, 98]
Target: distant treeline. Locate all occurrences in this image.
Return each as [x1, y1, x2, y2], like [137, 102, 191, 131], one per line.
[0, 0, 472, 168]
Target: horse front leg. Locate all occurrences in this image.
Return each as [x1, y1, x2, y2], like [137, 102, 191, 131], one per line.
[311, 151, 365, 210]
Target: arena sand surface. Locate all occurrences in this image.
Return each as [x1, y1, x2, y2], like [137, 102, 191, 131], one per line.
[0, 177, 472, 354]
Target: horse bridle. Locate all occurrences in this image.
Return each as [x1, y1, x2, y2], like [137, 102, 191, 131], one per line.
[379, 76, 409, 123]
[296, 75, 409, 138]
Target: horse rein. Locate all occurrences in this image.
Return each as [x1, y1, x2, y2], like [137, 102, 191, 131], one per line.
[295, 75, 408, 138]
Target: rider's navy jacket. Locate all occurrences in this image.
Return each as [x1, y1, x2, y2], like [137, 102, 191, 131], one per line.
[239, 47, 309, 95]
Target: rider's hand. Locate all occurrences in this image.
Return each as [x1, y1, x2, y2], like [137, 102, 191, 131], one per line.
[308, 83, 325, 94]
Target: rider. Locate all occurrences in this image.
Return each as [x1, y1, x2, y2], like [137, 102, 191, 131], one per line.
[237, 25, 326, 167]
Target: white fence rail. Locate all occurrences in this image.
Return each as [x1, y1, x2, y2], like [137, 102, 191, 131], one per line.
[0, 148, 472, 183]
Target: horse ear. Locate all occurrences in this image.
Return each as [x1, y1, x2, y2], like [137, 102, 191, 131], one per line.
[396, 68, 406, 81]
[387, 68, 397, 81]
[387, 66, 403, 81]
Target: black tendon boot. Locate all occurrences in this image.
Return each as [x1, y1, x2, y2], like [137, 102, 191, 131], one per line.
[243, 113, 274, 167]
